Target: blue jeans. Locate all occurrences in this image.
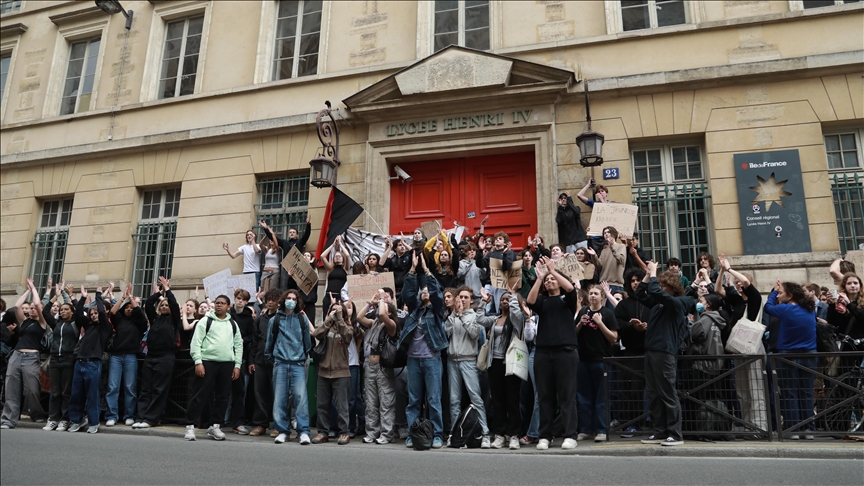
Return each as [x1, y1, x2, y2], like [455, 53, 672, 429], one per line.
[527, 348, 540, 438]
[68, 360, 102, 425]
[106, 353, 138, 422]
[272, 361, 310, 435]
[775, 353, 817, 434]
[406, 356, 444, 439]
[447, 359, 489, 435]
[348, 365, 366, 434]
[577, 361, 607, 435]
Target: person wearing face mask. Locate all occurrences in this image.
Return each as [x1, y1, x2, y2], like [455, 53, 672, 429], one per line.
[575, 285, 619, 443]
[44, 301, 79, 432]
[683, 293, 726, 437]
[134, 277, 181, 429]
[411, 228, 427, 259]
[184, 294, 244, 441]
[1, 278, 49, 430]
[67, 285, 113, 434]
[104, 284, 148, 428]
[265, 290, 313, 445]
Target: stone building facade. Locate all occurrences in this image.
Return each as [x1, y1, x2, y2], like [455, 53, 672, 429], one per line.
[1, 0, 862, 308]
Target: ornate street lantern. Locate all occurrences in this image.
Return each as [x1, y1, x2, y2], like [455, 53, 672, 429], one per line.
[576, 81, 605, 168]
[309, 101, 341, 188]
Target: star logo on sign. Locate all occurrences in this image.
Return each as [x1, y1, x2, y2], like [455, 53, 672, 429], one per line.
[750, 172, 791, 212]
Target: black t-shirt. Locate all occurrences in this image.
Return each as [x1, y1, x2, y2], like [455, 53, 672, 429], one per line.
[15, 318, 45, 351]
[576, 306, 619, 362]
[530, 289, 578, 349]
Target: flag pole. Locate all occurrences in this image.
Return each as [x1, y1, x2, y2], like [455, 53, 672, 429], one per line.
[363, 209, 385, 235]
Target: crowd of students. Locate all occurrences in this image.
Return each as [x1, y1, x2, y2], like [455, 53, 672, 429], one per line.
[1, 183, 861, 449]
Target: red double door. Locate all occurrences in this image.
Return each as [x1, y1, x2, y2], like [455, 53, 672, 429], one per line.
[389, 152, 537, 251]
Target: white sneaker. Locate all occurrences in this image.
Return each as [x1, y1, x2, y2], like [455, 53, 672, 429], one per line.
[42, 421, 57, 431]
[374, 436, 391, 445]
[660, 437, 683, 446]
[274, 433, 287, 444]
[480, 436, 491, 449]
[595, 433, 607, 442]
[207, 425, 226, 441]
[56, 421, 69, 432]
[576, 432, 594, 441]
[490, 435, 505, 449]
[132, 422, 150, 429]
[561, 438, 578, 450]
[509, 436, 520, 450]
[105, 419, 116, 427]
[536, 438, 550, 450]
[125, 419, 135, 426]
[87, 425, 99, 434]
[184, 426, 196, 441]
[299, 433, 311, 445]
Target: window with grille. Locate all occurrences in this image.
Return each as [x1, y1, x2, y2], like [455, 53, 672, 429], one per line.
[0, 0, 21, 14]
[31, 198, 73, 294]
[255, 175, 310, 239]
[631, 144, 711, 279]
[827, 130, 864, 253]
[621, 0, 686, 31]
[272, 0, 322, 81]
[434, 0, 490, 52]
[59, 36, 101, 115]
[1, 53, 10, 102]
[158, 15, 204, 99]
[132, 188, 181, 297]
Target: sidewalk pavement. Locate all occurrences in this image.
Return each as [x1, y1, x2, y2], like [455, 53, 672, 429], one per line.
[11, 421, 863, 459]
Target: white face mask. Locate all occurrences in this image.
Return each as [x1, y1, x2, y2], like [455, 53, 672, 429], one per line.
[284, 300, 297, 310]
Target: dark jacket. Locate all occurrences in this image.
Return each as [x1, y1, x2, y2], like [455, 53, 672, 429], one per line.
[229, 305, 256, 363]
[397, 272, 449, 353]
[383, 251, 413, 291]
[264, 222, 311, 291]
[49, 318, 79, 357]
[556, 195, 587, 246]
[251, 308, 278, 365]
[109, 306, 148, 355]
[75, 293, 112, 360]
[144, 290, 181, 357]
[635, 278, 694, 356]
[483, 247, 515, 272]
[614, 296, 652, 355]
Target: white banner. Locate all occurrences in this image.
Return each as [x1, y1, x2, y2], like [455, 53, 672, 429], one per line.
[341, 226, 466, 264]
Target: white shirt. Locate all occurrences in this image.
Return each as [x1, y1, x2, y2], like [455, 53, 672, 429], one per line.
[238, 244, 259, 273]
[348, 335, 359, 366]
[263, 248, 280, 269]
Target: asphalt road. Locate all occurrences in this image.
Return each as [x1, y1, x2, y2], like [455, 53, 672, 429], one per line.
[2, 428, 862, 486]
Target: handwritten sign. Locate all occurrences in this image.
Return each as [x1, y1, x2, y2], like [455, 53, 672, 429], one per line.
[555, 255, 584, 283]
[202, 269, 232, 300]
[420, 220, 442, 241]
[281, 246, 319, 295]
[587, 203, 638, 237]
[489, 258, 523, 290]
[346, 272, 397, 306]
[227, 273, 257, 298]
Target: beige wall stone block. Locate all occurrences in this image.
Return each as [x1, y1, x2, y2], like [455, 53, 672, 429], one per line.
[705, 123, 823, 154]
[1, 261, 25, 285]
[181, 175, 255, 200]
[200, 1, 257, 92]
[61, 261, 127, 283]
[555, 102, 585, 125]
[806, 194, 839, 226]
[718, 1, 788, 21]
[761, 14, 864, 62]
[1, 181, 36, 200]
[0, 230, 31, 251]
[339, 143, 368, 165]
[171, 254, 242, 280]
[821, 75, 857, 121]
[176, 213, 257, 239]
[182, 157, 255, 181]
[336, 161, 367, 185]
[636, 95, 658, 137]
[593, 98, 643, 139]
[709, 177, 740, 205]
[72, 187, 137, 209]
[755, 267, 808, 287]
[805, 266, 835, 290]
[71, 205, 134, 227]
[672, 90, 696, 135]
[64, 241, 130, 265]
[801, 171, 833, 200]
[712, 202, 741, 230]
[705, 152, 735, 180]
[0, 197, 37, 217]
[809, 221, 840, 253]
[847, 73, 864, 119]
[706, 101, 819, 132]
[653, 92, 674, 136]
[1, 213, 36, 233]
[715, 228, 744, 256]
[556, 163, 592, 192]
[67, 222, 134, 246]
[556, 117, 628, 142]
[178, 193, 255, 219]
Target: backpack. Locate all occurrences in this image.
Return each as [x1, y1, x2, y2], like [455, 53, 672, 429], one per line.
[409, 417, 435, 451]
[378, 325, 407, 369]
[698, 399, 732, 432]
[449, 405, 483, 449]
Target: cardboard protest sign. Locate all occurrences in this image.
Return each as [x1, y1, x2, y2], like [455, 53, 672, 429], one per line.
[202, 269, 232, 299]
[420, 220, 442, 240]
[346, 272, 396, 305]
[587, 203, 638, 237]
[489, 258, 523, 290]
[555, 255, 584, 283]
[281, 245, 319, 295]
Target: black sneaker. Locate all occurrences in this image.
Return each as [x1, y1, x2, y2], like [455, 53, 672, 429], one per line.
[661, 437, 684, 446]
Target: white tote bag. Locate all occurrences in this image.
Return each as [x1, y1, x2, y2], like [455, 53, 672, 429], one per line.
[505, 335, 529, 381]
[725, 302, 766, 355]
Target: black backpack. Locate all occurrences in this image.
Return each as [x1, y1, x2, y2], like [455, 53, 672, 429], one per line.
[378, 322, 407, 369]
[449, 405, 483, 449]
[409, 417, 435, 451]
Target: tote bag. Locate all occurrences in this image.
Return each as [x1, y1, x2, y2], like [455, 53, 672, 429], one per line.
[725, 302, 766, 355]
[504, 334, 529, 381]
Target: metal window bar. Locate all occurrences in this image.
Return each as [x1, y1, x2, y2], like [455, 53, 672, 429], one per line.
[131, 221, 177, 297]
[633, 183, 711, 278]
[29, 230, 68, 296]
[830, 172, 864, 253]
[255, 176, 309, 239]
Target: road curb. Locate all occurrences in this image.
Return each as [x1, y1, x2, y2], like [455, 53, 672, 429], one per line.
[11, 421, 863, 459]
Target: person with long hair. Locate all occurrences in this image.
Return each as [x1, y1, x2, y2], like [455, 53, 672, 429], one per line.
[518, 249, 536, 300]
[574, 246, 600, 288]
[223, 229, 262, 290]
[634, 262, 694, 447]
[1, 279, 48, 429]
[44, 300, 78, 432]
[827, 272, 864, 339]
[322, 235, 351, 317]
[575, 284, 618, 442]
[765, 280, 817, 440]
[357, 288, 399, 444]
[260, 237, 282, 292]
[105, 284, 148, 427]
[527, 256, 579, 450]
[67, 285, 113, 433]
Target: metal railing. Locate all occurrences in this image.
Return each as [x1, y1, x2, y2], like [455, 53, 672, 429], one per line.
[131, 221, 177, 297]
[632, 182, 711, 279]
[30, 229, 68, 294]
[255, 175, 309, 240]
[830, 172, 864, 253]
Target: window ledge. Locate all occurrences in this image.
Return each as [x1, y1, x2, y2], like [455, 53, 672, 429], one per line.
[0, 22, 27, 37]
[48, 6, 108, 26]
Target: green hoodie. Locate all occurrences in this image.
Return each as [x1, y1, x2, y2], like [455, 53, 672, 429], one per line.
[190, 310, 243, 368]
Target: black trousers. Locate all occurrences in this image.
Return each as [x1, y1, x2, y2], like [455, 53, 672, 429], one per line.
[534, 347, 579, 440]
[644, 350, 682, 441]
[186, 361, 234, 426]
[620, 352, 646, 424]
[489, 358, 522, 437]
[228, 365, 249, 427]
[137, 353, 175, 426]
[251, 362, 273, 426]
[48, 355, 75, 422]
